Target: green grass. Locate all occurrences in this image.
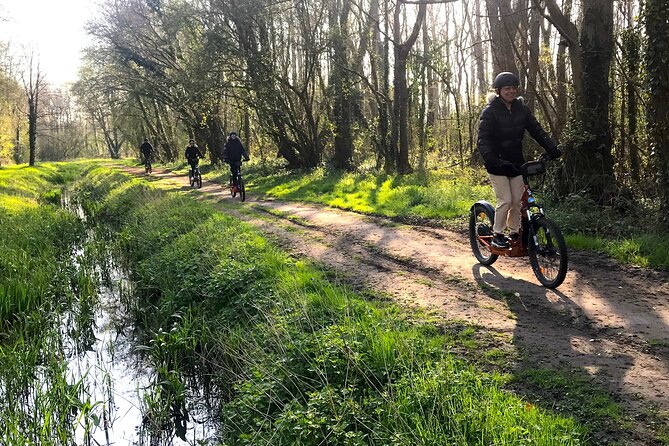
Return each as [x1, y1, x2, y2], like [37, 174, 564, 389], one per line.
[566, 232, 669, 268]
[513, 369, 629, 444]
[0, 161, 104, 445]
[0, 164, 87, 321]
[69, 166, 636, 445]
[248, 164, 495, 221]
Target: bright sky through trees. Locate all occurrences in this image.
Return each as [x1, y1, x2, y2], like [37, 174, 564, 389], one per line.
[0, 0, 96, 86]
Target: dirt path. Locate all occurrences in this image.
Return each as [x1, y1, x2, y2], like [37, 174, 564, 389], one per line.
[122, 166, 669, 437]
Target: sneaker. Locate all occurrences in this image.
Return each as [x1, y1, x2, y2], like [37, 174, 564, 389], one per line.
[492, 233, 510, 248]
[509, 232, 520, 242]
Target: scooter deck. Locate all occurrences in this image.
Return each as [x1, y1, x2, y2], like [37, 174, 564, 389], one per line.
[489, 239, 528, 257]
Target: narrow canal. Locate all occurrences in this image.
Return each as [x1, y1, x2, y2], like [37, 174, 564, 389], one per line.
[62, 195, 218, 445]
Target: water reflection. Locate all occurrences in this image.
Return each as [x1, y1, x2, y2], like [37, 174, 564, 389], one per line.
[61, 196, 218, 445]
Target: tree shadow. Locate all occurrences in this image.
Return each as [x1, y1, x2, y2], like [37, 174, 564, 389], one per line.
[471, 263, 639, 442]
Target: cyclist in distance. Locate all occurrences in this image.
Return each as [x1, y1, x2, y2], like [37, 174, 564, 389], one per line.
[140, 138, 154, 165]
[477, 71, 562, 249]
[222, 131, 249, 187]
[185, 138, 204, 179]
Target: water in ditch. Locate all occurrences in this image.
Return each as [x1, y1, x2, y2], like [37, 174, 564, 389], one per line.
[61, 195, 219, 445]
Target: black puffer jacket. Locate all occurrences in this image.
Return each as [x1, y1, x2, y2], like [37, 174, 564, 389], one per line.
[223, 138, 249, 163]
[185, 144, 204, 161]
[477, 96, 559, 177]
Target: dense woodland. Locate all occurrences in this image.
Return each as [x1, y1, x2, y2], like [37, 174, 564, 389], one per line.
[2, 0, 669, 218]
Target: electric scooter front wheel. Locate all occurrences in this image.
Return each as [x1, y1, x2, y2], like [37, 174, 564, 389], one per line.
[528, 217, 568, 288]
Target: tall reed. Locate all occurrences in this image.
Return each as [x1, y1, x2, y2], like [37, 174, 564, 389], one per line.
[0, 163, 105, 445]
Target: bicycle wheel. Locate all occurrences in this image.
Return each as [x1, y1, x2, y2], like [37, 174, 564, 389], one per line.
[528, 217, 568, 288]
[238, 177, 245, 201]
[196, 173, 202, 188]
[469, 203, 498, 265]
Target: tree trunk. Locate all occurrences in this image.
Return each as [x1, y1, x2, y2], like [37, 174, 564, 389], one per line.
[567, 0, 615, 203]
[555, 28, 569, 138]
[622, 27, 640, 183]
[645, 0, 669, 222]
[527, 4, 541, 111]
[206, 113, 227, 165]
[485, 0, 519, 74]
[380, 0, 392, 172]
[391, 0, 426, 174]
[330, 0, 354, 170]
[426, 12, 438, 152]
[21, 54, 43, 167]
[418, 20, 428, 171]
[28, 96, 37, 166]
[473, 0, 487, 98]
[244, 109, 251, 156]
[538, 0, 614, 202]
[13, 123, 22, 164]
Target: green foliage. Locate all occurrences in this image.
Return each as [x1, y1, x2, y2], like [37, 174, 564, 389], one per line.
[549, 193, 669, 268]
[250, 165, 494, 220]
[514, 369, 624, 440]
[0, 162, 105, 445]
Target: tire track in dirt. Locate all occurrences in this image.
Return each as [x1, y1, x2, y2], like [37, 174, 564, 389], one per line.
[120, 165, 669, 439]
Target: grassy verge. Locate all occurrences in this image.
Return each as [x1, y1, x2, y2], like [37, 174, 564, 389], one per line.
[71, 166, 629, 445]
[0, 162, 103, 444]
[235, 163, 669, 269]
[247, 163, 495, 221]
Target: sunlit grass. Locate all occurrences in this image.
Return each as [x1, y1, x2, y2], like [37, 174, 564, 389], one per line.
[0, 161, 107, 445]
[249, 165, 495, 221]
[566, 233, 669, 268]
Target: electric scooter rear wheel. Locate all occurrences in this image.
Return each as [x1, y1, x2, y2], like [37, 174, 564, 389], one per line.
[469, 203, 498, 265]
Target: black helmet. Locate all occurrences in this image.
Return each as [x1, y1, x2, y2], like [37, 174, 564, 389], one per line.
[493, 72, 520, 89]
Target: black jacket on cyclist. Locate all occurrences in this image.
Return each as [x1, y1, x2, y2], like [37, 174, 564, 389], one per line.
[223, 138, 249, 163]
[477, 96, 560, 177]
[140, 141, 153, 157]
[185, 144, 204, 161]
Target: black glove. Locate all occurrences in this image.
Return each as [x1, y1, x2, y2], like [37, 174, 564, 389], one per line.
[243, 157, 250, 161]
[548, 146, 563, 159]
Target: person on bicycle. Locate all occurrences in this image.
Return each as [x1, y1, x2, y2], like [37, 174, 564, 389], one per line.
[477, 72, 562, 249]
[185, 138, 204, 179]
[140, 138, 154, 164]
[222, 131, 249, 188]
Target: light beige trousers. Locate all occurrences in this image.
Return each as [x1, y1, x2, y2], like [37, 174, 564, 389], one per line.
[488, 174, 524, 234]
